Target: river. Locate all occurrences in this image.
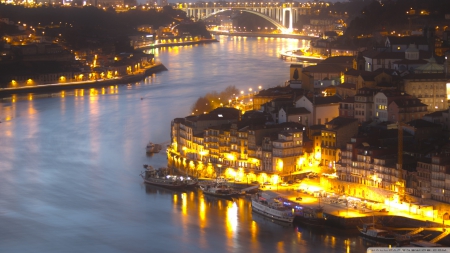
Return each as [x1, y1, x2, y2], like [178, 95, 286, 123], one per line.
[0, 35, 375, 253]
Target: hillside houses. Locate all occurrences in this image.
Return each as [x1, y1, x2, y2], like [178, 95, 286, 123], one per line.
[170, 34, 450, 211]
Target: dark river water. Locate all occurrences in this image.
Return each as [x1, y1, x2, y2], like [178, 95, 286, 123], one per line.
[0, 35, 374, 253]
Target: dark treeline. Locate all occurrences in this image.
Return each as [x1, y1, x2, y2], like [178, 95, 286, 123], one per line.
[0, 5, 183, 29]
[191, 86, 240, 115]
[0, 5, 212, 50]
[341, 0, 450, 38]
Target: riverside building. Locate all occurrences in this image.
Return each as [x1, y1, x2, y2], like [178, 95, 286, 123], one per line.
[169, 107, 314, 184]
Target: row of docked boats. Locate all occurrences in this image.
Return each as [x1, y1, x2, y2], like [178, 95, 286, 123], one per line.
[138, 166, 446, 247]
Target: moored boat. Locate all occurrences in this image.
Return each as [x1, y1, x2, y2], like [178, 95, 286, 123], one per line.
[142, 165, 199, 189]
[295, 206, 327, 227]
[199, 182, 240, 199]
[251, 191, 295, 223]
[140, 166, 186, 189]
[358, 223, 396, 243]
[146, 142, 162, 153]
[182, 176, 199, 189]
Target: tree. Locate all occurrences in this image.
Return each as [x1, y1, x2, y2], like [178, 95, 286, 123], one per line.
[293, 68, 299, 80]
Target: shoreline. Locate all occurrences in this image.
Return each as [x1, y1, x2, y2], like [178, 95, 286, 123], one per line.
[209, 31, 317, 40]
[0, 63, 168, 98]
[168, 159, 450, 245]
[139, 38, 218, 50]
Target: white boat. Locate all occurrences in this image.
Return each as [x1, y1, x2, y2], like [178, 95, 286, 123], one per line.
[251, 191, 295, 223]
[146, 142, 162, 153]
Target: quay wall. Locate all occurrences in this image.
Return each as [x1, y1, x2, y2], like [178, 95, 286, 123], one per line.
[0, 64, 167, 98]
[209, 31, 316, 40]
[323, 213, 443, 230]
[139, 39, 218, 50]
[322, 214, 450, 246]
[321, 178, 450, 219]
[169, 161, 450, 245]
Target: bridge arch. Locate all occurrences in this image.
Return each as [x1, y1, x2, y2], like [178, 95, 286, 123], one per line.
[199, 9, 289, 33]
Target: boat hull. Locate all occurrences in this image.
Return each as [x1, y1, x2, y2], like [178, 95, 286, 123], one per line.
[295, 216, 326, 227]
[141, 176, 186, 189]
[184, 181, 199, 189]
[358, 229, 396, 244]
[146, 143, 162, 153]
[251, 200, 294, 223]
[199, 185, 237, 199]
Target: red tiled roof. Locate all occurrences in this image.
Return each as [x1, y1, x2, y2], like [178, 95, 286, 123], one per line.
[303, 64, 346, 73]
[338, 83, 356, 89]
[386, 36, 429, 46]
[287, 107, 310, 115]
[390, 98, 426, 108]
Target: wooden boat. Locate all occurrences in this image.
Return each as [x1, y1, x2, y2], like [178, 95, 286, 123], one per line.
[140, 166, 186, 189]
[251, 191, 295, 223]
[295, 206, 326, 227]
[199, 182, 240, 199]
[358, 223, 396, 243]
[142, 165, 198, 189]
[180, 175, 199, 189]
[146, 142, 162, 153]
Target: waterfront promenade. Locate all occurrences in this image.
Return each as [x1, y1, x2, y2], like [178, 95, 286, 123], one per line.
[0, 63, 167, 98]
[139, 38, 218, 50]
[209, 31, 317, 40]
[258, 178, 450, 231]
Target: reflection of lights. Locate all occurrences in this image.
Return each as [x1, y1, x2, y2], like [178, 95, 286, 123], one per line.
[226, 202, 238, 234]
[181, 192, 187, 215]
[199, 198, 206, 221]
[250, 219, 257, 241]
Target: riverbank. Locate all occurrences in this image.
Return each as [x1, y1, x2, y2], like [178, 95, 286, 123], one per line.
[139, 38, 218, 50]
[209, 31, 317, 40]
[0, 63, 168, 98]
[171, 158, 450, 245]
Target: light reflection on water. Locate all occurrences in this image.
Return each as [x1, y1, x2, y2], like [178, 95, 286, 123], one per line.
[0, 35, 371, 253]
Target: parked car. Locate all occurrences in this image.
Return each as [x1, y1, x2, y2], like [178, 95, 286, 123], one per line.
[296, 197, 303, 201]
[263, 182, 271, 185]
[287, 180, 294, 185]
[280, 182, 288, 186]
[295, 179, 301, 183]
[251, 181, 259, 184]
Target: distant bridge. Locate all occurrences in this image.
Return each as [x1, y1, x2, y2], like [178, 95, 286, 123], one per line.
[176, 2, 313, 33]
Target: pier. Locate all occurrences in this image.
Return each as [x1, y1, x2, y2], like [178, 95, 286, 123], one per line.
[279, 49, 325, 63]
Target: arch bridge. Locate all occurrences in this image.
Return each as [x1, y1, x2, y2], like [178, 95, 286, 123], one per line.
[177, 2, 312, 33]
